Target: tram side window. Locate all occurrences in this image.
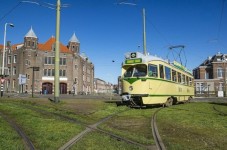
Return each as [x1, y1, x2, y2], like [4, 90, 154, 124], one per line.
[182, 74, 186, 84]
[172, 70, 177, 82]
[159, 64, 164, 79]
[148, 64, 158, 77]
[186, 76, 189, 85]
[165, 67, 171, 80]
[178, 72, 181, 83]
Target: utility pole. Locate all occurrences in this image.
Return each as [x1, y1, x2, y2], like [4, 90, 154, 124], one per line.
[142, 8, 147, 55]
[224, 56, 226, 97]
[54, 0, 60, 103]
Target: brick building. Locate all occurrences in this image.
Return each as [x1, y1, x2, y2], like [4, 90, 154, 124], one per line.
[193, 52, 227, 97]
[0, 27, 94, 94]
[94, 78, 113, 94]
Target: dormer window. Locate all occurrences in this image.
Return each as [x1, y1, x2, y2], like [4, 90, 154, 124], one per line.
[52, 44, 55, 51]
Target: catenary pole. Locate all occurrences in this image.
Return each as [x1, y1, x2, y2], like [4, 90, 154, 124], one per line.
[54, 0, 60, 103]
[142, 8, 147, 55]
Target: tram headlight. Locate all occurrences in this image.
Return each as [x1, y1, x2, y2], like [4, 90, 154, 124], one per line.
[129, 86, 133, 91]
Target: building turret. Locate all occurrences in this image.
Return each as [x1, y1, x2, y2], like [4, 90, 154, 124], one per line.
[24, 27, 38, 49]
[68, 32, 80, 53]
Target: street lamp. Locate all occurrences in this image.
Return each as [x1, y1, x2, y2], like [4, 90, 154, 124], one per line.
[27, 67, 39, 98]
[1, 23, 14, 97]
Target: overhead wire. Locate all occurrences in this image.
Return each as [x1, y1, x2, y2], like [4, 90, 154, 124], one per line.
[0, 2, 22, 23]
[217, 0, 226, 40]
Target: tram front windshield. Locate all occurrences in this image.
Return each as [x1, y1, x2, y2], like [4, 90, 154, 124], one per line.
[124, 64, 147, 77]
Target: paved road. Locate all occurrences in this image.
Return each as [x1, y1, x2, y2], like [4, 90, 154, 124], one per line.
[3, 93, 227, 103]
[3, 93, 121, 101]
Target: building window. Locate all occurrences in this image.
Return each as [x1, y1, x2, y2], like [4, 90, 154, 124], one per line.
[13, 55, 17, 63]
[13, 66, 16, 75]
[8, 56, 12, 64]
[59, 70, 62, 76]
[217, 67, 223, 78]
[25, 60, 28, 65]
[205, 71, 209, 79]
[44, 69, 47, 76]
[60, 58, 66, 65]
[48, 69, 51, 76]
[44, 57, 55, 65]
[62, 70, 66, 76]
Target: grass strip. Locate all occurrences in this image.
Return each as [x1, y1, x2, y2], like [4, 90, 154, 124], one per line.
[71, 131, 146, 150]
[0, 102, 85, 149]
[99, 108, 157, 145]
[157, 103, 227, 150]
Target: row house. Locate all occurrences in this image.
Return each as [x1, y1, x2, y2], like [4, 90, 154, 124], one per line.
[193, 52, 227, 97]
[0, 27, 94, 94]
[94, 78, 113, 94]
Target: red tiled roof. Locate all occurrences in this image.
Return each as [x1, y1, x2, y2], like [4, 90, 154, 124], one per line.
[39, 37, 71, 53]
[2, 37, 72, 54]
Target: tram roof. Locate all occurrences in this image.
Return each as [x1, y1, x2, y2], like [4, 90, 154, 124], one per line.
[124, 52, 192, 75]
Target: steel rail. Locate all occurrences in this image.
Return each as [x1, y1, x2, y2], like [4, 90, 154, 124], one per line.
[0, 111, 35, 150]
[213, 105, 227, 116]
[151, 108, 166, 150]
[18, 104, 151, 149]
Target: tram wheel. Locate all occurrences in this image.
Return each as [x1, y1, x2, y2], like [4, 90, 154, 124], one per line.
[165, 97, 173, 107]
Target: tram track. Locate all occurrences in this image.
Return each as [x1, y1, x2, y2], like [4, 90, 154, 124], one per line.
[17, 104, 152, 149]
[213, 105, 227, 116]
[0, 111, 35, 150]
[151, 108, 166, 150]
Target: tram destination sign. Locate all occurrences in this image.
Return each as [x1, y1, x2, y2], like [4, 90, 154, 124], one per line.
[125, 58, 142, 64]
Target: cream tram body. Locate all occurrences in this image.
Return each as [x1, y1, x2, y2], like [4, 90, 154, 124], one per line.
[121, 52, 194, 106]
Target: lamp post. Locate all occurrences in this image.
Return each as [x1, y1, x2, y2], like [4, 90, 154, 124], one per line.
[1, 23, 14, 97]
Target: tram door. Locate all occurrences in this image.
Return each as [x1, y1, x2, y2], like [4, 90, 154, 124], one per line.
[60, 83, 67, 94]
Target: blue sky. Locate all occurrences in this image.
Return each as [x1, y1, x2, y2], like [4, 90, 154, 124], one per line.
[0, 0, 226, 84]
